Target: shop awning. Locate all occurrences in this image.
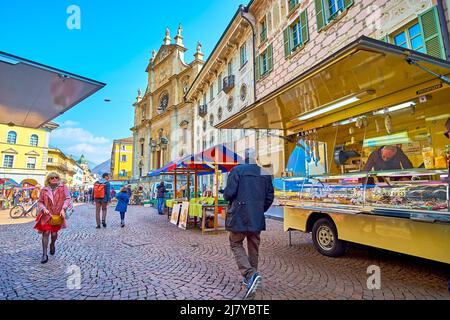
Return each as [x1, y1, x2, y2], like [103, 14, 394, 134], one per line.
[216, 36, 450, 134]
[0, 51, 106, 128]
[0, 178, 20, 189]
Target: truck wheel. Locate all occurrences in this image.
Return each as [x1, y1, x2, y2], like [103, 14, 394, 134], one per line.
[312, 218, 347, 257]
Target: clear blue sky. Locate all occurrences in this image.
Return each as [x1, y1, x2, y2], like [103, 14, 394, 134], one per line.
[0, 0, 245, 164]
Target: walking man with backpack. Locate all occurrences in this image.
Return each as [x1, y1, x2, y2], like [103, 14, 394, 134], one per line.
[93, 173, 111, 229]
[223, 148, 274, 299]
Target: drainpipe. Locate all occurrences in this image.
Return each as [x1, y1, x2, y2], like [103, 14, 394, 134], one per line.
[437, 0, 450, 60]
[240, 5, 257, 102]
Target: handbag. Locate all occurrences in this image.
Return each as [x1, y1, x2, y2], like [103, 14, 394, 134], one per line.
[50, 214, 64, 226]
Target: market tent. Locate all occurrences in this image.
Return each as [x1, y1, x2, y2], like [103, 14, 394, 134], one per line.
[176, 145, 243, 175]
[148, 159, 180, 177]
[147, 145, 243, 233]
[0, 178, 20, 189]
[148, 145, 242, 177]
[21, 179, 38, 186]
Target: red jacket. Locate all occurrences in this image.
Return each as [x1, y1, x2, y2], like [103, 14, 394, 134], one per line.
[36, 184, 71, 228]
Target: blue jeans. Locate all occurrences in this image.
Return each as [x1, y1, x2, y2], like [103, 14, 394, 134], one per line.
[157, 198, 165, 214]
[119, 212, 126, 221]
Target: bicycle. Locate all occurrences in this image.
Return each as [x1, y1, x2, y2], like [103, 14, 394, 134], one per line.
[10, 200, 38, 219]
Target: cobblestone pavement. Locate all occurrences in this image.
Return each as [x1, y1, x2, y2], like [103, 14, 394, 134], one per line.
[0, 204, 448, 300]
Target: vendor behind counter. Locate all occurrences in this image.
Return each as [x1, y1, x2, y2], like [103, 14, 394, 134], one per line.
[363, 145, 413, 171]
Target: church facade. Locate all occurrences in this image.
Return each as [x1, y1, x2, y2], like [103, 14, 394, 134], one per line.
[131, 26, 204, 179]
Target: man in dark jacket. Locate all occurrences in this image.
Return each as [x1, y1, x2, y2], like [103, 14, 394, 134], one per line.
[223, 149, 274, 299]
[156, 181, 167, 215]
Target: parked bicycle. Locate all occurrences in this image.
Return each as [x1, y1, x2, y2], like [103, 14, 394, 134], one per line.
[10, 200, 38, 219]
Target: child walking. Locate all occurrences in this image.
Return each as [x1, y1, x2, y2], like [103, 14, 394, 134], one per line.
[115, 187, 130, 228]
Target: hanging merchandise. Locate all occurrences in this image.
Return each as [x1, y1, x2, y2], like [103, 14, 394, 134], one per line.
[349, 127, 355, 145]
[385, 114, 392, 134]
[375, 119, 380, 133]
[305, 138, 312, 163]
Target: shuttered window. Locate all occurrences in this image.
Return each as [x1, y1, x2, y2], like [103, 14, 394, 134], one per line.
[386, 7, 445, 59]
[255, 54, 261, 81]
[419, 6, 445, 59]
[315, 0, 353, 31]
[260, 18, 268, 44]
[289, 0, 299, 12]
[284, 10, 309, 57]
[256, 44, 274, 80]
[218, 73, 222, 93]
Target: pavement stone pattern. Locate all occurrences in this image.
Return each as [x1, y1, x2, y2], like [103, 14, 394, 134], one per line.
[0, 204, 448, 300]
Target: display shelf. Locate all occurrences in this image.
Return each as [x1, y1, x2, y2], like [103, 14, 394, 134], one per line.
[277, 168, 450, 219]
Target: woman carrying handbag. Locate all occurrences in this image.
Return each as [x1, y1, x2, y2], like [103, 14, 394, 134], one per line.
[34, 172, 71, 264]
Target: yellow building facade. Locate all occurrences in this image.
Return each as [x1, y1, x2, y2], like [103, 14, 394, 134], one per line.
[47, 148, 76, 186]
[0, 122, 59, 186]
[111, 137, 133, 180]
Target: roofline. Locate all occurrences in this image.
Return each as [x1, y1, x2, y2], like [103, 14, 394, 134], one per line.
[185, 1, 253, 100]
[0, 51, 106, 87]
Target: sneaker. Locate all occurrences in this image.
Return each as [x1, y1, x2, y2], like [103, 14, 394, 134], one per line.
[96, 225, 101, 229]
[102, 221, 107, 228]
[121, 222, 125, 228]
[41, 254, 48, 264]
[244, 272, 262, 299]
[49, 242, 55, 255]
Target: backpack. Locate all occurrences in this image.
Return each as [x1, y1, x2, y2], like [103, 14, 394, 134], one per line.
[93, 182, 106, 199]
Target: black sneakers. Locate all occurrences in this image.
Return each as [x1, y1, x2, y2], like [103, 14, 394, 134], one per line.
[49, 242, 55, 255]
[102, 220, 107, 228]
[41, 254, 48, 264]
[96, 225, 101, 229]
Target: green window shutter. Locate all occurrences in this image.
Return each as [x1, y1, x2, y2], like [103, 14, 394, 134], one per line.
[268, 44, 274, 72]
[380, 35, 389, 43]
[300, 9, 309, 45]
[315, 0, 326, 31]
[343, 0, 354, 10]
[255, 55, 261, 80]
[419, 6, 445, 59]
[283, 27, 291, 57]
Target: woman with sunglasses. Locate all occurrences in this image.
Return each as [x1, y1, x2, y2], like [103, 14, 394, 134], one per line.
[34, 172, 71, 263]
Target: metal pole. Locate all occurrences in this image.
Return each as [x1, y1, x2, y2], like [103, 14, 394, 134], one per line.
[214, 165, 219, 232]
[187, 173, 191, 201]
[174, 172, 178, 200]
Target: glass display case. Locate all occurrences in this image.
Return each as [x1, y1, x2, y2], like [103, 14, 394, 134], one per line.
[277, 169, 449, 218]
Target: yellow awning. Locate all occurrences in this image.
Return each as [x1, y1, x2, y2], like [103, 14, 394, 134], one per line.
[216, 36, 450, 135]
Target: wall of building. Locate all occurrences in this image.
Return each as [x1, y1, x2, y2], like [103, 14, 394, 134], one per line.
[253, 0, 444, 99]
[111, 142, 133, 180]
[0, 124, 50, 185]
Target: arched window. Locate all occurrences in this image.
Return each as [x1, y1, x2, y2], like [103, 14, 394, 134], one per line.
[7, 131, 17, 144]
[30, 134, 38, 146]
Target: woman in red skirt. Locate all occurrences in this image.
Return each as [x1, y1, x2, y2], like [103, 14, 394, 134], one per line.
[34, 172, 71, 263]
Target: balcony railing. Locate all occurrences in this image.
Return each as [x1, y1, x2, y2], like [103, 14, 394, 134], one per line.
[198, 104, 208, 117]
[223, 75, 235, 94]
